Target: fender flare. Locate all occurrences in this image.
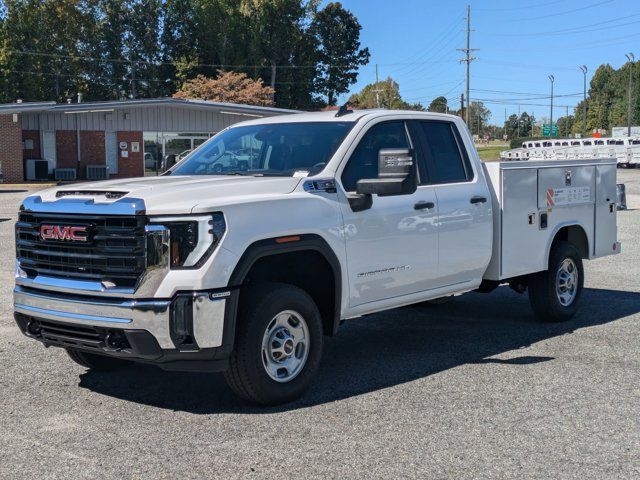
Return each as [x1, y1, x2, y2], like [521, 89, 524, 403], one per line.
[228, 234, 342, 335]
[544, 221, 590, 266]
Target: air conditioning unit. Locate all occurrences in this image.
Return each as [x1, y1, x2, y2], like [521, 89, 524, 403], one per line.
[86, 165, 109, 180]
[54, 168, 77, 181]
[25, 159, 49, 181]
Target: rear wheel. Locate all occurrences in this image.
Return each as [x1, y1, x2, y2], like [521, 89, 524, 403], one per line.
[224, 283, 323, 405]
[66, 349, 129, 371]
[528, 241, 584, 322]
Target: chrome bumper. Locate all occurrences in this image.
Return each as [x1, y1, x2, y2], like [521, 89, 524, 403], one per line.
[13, 286, 227, 350]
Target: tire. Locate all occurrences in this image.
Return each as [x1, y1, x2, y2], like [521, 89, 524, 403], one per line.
[528, 241, 584, 322]
[66, 348, 129, 371]
[224, 283, 324, 405]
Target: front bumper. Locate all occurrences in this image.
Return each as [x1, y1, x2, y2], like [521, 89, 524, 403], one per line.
[14, 286, 237, 371]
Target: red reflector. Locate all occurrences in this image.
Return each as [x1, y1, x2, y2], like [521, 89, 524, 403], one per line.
[275, 235, 301, 244]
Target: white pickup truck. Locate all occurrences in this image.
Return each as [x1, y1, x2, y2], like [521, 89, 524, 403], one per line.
[14, 110, 620, 405]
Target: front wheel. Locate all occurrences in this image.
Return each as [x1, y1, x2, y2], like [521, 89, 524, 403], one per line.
[528, 241, 584, 322]
[224, 283, 324, 405]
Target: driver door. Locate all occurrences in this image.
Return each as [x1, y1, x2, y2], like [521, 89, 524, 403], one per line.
[338, 120, 439, 308]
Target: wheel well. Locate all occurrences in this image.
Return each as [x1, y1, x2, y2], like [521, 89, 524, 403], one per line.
[552, 225, 589, 259]
[241, 250, 337, 336]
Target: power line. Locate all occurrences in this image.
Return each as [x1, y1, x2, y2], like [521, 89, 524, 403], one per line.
[475, 0, 568, 12]
[509, 0, 615, 22]
[2, 49, 366, 70]
[477, 12, 640, 37]
[389, 16, 464, 76]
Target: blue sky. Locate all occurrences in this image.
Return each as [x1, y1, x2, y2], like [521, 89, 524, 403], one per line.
[330, 0, 639, 125]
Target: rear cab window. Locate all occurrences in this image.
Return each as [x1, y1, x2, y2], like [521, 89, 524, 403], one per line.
[408, 120, 474, 185]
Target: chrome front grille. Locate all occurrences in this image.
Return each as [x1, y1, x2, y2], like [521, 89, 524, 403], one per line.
[16, 212, 146, 288]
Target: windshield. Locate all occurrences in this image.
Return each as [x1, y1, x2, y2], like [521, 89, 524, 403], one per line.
[170, 121, 354, 177]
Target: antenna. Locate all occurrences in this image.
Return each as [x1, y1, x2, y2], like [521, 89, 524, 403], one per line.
[335, 102, 353, 118]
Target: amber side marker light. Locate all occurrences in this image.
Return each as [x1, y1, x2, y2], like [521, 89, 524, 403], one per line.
[275, 235, 301, 244]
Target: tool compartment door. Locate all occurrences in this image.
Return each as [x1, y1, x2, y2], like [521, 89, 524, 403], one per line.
[501, 168, 545, 278]
[537, 166, 595, 210]
[594, 164, 618, 257]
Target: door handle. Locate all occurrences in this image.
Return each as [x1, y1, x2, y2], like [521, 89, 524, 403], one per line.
[470, 196, 487, 204]
[414, 201, 435, 210]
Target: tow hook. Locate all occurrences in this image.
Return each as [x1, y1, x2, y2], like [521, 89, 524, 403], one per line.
[26, 320, 42, 336]
[104, 332, 128, 351]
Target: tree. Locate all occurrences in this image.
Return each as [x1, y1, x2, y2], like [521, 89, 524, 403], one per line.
[348, 77, 424, 110]
[427, 96, 448, 113]
[557, 115, 575, 138]
[310, 2, 369, 105]
[0, 0, 372, 109]
[173, 70, 275, 105]
[467, 101, 491, 136]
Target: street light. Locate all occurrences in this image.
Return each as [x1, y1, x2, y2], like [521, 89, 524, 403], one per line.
[548, 75, 555, 137]
[579, 65, 588, 137]
[625, 53, 635, 137]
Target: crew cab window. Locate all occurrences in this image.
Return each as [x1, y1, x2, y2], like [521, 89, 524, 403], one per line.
[409, 120, 473, 184]
[341, 121, 409, 192]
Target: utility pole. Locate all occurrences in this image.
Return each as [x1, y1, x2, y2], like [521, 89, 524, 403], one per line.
[460, 93, 465, 119]
[565, 105, 569, 137]
[625, 53, 635, 137]
[579, 65, 588, 137]
[517, 105, 521, 138]
[375, 64, 380, 108]
[457, 5, 477, 126]
[270, 61, 277, 104]
[548, 75, 555, 137]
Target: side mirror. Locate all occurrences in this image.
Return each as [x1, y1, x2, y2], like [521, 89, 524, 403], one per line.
[356, 148, 417, 196]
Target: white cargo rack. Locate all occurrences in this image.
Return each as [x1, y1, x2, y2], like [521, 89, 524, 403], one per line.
[483, 158, 618, 281]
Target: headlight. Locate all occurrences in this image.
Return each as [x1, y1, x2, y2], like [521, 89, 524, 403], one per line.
[150, 213, 225, 269]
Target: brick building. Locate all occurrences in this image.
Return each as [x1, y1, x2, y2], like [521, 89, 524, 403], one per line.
[0, 98, 295, 183]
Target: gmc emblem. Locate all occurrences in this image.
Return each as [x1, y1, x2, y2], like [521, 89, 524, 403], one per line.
[40, 225, 88, 242]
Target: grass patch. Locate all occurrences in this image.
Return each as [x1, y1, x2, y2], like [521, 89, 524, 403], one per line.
[476, 145, 503, 162]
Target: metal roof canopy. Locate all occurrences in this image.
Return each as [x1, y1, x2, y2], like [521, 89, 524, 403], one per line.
[0, 98, 298, 116]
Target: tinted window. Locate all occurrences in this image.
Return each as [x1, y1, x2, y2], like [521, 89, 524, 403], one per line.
[409, 121, 472, 184]
[341, 121, 409, 192]
[171, 122, 354, 177]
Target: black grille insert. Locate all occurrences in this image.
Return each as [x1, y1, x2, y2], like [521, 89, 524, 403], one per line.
[16, 212, 146, 288]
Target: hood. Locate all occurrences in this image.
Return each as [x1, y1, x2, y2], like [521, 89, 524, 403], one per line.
[32, 175, 302, 215]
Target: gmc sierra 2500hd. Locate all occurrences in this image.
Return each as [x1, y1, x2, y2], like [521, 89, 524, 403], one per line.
[14, 109, 620, 405]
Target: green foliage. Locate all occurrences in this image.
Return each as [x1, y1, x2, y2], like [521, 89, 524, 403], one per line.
[467, 101, 491, 136]
[0, 0, 369, 109]
[348, 77, 425, 111]
[427, 96, 447, 113]
[556, 115, 574, 138]
[572, 61, 640, 133]
[310, 2, 370, 106]
[504, 111, 535, 139]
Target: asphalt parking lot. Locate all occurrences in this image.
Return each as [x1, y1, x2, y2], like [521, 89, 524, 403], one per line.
[0, 171, 639, 480]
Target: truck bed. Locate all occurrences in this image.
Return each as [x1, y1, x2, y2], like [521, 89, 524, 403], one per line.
[482, 158, 618, 281]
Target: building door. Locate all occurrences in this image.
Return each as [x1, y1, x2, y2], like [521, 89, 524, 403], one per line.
[105, 132, 118, 174]
[42, 131, 56, 174]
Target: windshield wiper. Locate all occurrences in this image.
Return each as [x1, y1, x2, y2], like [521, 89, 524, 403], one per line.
[214, 171, 253, 176]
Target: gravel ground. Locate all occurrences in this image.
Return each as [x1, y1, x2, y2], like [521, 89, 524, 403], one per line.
[0, 172, 639, 480]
